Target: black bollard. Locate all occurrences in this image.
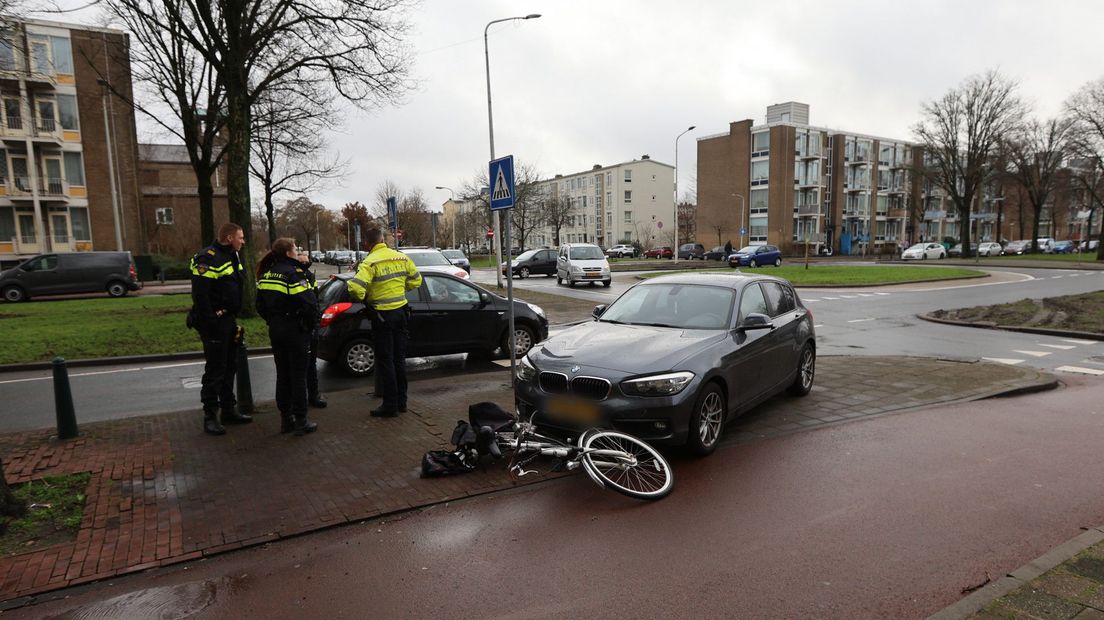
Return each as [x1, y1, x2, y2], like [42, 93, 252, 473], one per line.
[52, 357, 79, 439]
[235, 343, 255, 414]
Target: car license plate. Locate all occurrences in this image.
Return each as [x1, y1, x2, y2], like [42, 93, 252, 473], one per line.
[545, 397, 600, 425]
[585, 273, 599, 278]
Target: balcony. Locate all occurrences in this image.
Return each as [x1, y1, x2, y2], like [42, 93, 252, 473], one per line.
[797, 205, 821, 216]
[0, 116, 64, 144]
[7, 177, 70, 201]
[887, 208, 908, 219]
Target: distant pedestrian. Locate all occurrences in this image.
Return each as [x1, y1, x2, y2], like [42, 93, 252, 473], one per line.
[256, 238, 320, 436]
[347, 228, 422, 417]
[189, 222, 251, 436]
[295, 248, 327, 409]
[724, 240, 733, 257]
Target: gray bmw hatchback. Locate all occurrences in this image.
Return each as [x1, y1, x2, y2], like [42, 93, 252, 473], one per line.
[514, 272, 815, 456]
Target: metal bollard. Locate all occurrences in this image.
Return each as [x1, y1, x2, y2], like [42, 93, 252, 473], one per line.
[52, 357, 79, 439]
[235, 344, 255, 414]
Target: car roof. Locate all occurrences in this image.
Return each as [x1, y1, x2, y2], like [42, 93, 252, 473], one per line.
[640, 272, 786, 290]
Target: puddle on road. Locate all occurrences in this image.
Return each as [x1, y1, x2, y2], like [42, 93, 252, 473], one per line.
[45, 575, 248, 619]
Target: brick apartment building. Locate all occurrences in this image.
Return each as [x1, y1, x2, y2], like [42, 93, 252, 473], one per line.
[0, 17, 142, 267]
[138, 144, 229, 258]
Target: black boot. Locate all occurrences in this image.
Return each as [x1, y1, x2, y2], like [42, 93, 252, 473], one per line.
[204, 412, 226, 436]
[280, 416, 295, 434]
[370, 405, 398, 417]
[309, 394, 328, 409]
[221, 408, 253, 425]
[293, 417, 318, 436]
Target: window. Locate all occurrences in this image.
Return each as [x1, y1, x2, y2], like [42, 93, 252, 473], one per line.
[57, 95, 78, 130]
[29, 36, 50, 75]
[738, 283, 768, 322]
[606, 172, 612, 185]
[0, 34, 14, 71]
[752, 131, 770, 157]
[24, 255, 58, 271]
[156, 207, 174, 225]
[751, 160, 769, 186]
[750, 216, 768, 241]
[624, 169, 632, 182]
[49, 36, 73, 74]
[624, 190, 632, 203]
[426, 275, 481, 304]
[0, 207, 13, 242]
[624, 210, 632, 223]
[750, 188, 768, 213]
[762, 282, 795, 316]
[68, 207, 89, 241]
[63, 152, 84, 185]
[606, 191, 611, 206]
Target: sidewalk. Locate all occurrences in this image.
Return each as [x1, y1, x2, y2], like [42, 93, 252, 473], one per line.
[0, 356, 1055, 608]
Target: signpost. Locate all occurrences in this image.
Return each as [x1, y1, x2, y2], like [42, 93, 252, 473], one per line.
[489, 155, 519, 381]
[386, 197, 398, 246]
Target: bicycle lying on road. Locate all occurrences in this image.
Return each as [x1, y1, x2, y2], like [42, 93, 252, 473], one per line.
[464, 404, 673, 500]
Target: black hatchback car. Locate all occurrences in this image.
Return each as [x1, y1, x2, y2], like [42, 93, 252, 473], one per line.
[316, 272, 549, 376]
[502, 248, 557, 278]
[514, 273, 815, 456]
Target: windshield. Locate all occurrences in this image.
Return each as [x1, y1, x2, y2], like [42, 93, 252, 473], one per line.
[405, 251, 451, 267]
[569, 246, 604, 260]
[907, 244, 926, 251]
[515, 250, 538, 261]
[441, 250, 465, 260]
[599, 283, 735, 330]
[737, 246, 756, 253]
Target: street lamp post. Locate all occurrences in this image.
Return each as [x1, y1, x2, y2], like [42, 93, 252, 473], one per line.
[673, 125, 695, 263]
[435, 185, 455, 248]
[732, 193, 745, 249]
[485, 13, 540, 288]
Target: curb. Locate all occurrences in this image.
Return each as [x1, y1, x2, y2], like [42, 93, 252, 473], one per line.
[928, 525, 1104, 619]
[917, 314, 1104, 342]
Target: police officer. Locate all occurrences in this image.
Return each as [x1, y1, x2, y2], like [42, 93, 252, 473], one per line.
[190, 222, 251, 435]
[347, 228, 422, 417]
[256, 238, 319, 435]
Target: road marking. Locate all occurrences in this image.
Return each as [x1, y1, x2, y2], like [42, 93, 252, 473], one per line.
[814, 324, 824, 328]
[839, 295, 857, 299]
[1054, 365, 1104, 376]
[1051, 276, 1064, 279]
[875, 292, 891, 296]
[982, 357, 1025, 365]
[1012, 350, 1053, 357]
[803, 299, 820, 302]
[858, 293, 876, 297]
[1062, 339, 1098, 345]
[822, 297, 839, 300]
[1038, 344, 1076, 350]
[847, 318, 876, 323]
[0, 356, 274, 385]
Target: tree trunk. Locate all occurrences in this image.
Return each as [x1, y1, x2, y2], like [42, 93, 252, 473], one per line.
[197, 169, 216, 246]
[0, 458, 25, 521]
[225, 86, 257, 318]
[265, 187, 277, 244]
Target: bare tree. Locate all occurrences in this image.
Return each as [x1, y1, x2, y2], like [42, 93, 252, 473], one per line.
[251, 85, 347, 243]
[1065, 77, 1104, 260]
[913, 70, 1026, 259]
[634, 220, 657, 249]
[1003, 118, 1074, 252]
[275, 196, 327, 252]
[461, 162, 544, 251]
[397, 188, 431, 246]
[541, 194, 574, 247]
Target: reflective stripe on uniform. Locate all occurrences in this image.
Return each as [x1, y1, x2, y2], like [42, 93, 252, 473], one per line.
[373, 295, 407, 307]
[373, 270, 408, 282]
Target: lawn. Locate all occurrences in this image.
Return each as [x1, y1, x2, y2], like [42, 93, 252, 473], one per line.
[639, 265, 986, 286]
[982, 252, 1103, 263]
[929, 291, 1104, 334]
[0, 295, 269, 365]
[0, 473, 90, 557]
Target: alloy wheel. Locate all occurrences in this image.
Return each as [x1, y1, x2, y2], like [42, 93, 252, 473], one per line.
[698, 390, 724, 448]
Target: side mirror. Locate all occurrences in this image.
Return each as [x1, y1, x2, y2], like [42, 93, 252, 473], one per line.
[592, 304, 607, 319]
[737, 313, 773, 331]
[479, 292, 491, 307]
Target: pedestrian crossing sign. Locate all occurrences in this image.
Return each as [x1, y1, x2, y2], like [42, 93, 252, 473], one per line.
[489, 155, 515, 210]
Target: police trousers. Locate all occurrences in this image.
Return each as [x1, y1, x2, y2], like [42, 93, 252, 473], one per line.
[373, 307, 409, 409]
[269, 317, 310, 421]
[199, 317, 239, 414]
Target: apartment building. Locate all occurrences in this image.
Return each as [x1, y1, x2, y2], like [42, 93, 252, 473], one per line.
[0, 17, 141, 267]
[530, 155, 675, 250]
[697, 102, 919, 256]
[138, 144, 229, 257]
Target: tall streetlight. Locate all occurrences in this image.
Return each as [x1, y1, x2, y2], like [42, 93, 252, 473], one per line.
[435, 185, 455, 248]
[672, 125, 695, 263]
[486, 13, 541, 288]
[732, 192, 745, 249]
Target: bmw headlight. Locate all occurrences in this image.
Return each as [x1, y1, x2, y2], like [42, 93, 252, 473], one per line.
[516, 355, 537, 383]
[525, 302, 546, 320]
[620, 371, 695, 397]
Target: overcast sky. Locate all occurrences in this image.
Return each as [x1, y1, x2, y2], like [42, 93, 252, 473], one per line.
[49, 0, 1104, 215]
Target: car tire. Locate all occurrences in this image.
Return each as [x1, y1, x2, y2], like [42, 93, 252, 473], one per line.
[602, 280, 611, 288]
[339, 338, 376, 376]
[106, 281, 129, 298]
[774, 258, 781, 267]
[787, 343, 816, 397]
[2, 285, 26, 303]
[503, 324, 536, 357]
[687, 382, 725, 457]
[567, 280, 575, 288]
[519, 267, 530, 279]
[749, 259, 757, 268]
[940, 252, 946, 259]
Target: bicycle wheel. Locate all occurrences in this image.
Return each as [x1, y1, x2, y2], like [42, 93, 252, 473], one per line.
[579, 430, 673, 500]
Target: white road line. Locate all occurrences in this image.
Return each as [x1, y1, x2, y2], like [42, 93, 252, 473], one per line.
[1012, 350, 1053, 357]
[822, 297, 839, 300]
[1054, 366, 1104, 376]
[803, 299, 820, 303]
[1051, 276, 1064, 279]
[875, 292, 891, 296]
[982, 357, 1026, 365]
[814, 324, 824, 328]
[0, 355, 275, 385]
[1061, 339, 1098, 345]
[839, 295, 857, 299]
[847, 318, 876, 323]
[858, 293, 875, 297]
[1038, 344, 1076, 350]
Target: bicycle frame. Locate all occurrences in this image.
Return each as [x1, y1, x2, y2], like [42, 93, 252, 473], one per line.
[500, 420, 639, 481]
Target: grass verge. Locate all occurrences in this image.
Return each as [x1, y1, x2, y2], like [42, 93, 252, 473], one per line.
[639, 265, 986, 286]
[0, 473, 91, 557]
[0, 295, 268, 365]
[484, 284, 600, 325]
[929, 291, 1104, 334]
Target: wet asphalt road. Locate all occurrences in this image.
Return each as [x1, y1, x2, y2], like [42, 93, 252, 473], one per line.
[16, 374, 1104, 618]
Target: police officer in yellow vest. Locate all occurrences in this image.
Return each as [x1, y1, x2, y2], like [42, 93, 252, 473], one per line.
[347, 228, 422, 417]
[189, 222, 251, 435]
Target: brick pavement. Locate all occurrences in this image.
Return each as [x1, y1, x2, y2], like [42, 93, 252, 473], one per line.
[0, 356, 1054, 605]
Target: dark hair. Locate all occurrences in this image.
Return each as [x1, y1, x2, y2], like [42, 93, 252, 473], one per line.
[218, 222, 243, 242]
[366, 227, 383, 246]
[256, 237, 296, 279]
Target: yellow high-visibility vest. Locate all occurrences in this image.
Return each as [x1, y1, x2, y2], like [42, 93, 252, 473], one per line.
[347, 243, 422, 311]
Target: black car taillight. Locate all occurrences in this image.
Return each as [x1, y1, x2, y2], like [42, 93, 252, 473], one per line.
[320, 302, 353, 327]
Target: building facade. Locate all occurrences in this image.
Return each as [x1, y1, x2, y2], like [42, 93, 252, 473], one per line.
[529, 155, 675, 250]
[0, 17, 141, 267]
[138, 144, 229, 257]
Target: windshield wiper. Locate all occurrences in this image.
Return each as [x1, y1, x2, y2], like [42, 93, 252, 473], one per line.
[632, 322, 679, 328]
[598, 318, 627, 324]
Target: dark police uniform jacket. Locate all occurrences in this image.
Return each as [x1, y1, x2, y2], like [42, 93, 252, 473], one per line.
[256, 256, 319, 330]
[190, 241, 244, 328]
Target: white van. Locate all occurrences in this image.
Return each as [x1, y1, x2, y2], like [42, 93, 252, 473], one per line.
[1036, 238, 1055, 254]
[556, 243, 611, 288]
